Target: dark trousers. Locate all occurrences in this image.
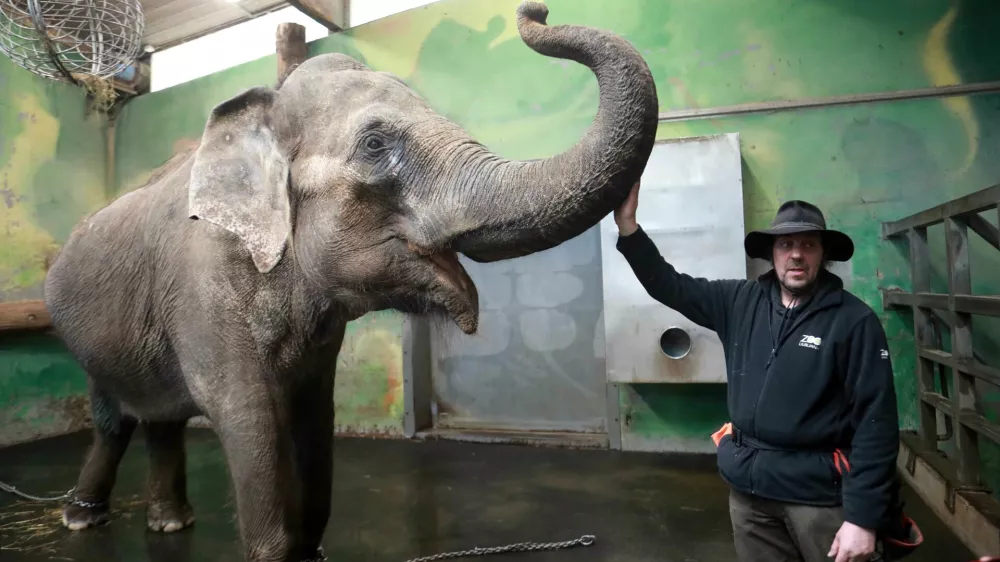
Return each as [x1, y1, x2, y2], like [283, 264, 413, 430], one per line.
[729, 488, 845, 562]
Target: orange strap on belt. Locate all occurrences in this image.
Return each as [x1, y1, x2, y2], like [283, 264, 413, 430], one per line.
[710, 422, 852, 477]
[711, 422, 733, 446]
[833, 449, 851, 474]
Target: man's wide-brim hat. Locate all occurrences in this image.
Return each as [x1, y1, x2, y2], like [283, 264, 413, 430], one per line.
[743, 200, 854, 262]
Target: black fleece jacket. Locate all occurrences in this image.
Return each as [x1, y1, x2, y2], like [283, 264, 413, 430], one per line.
[617, 226, 901, 531]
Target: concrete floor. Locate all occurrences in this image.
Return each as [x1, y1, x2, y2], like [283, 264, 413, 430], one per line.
[0, 428, 976, 562]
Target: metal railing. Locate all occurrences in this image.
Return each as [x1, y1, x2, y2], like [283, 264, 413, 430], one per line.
[881, 183, 1000, 497]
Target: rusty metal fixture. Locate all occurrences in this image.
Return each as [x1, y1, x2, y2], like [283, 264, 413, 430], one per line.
[0, 0, 144, 84]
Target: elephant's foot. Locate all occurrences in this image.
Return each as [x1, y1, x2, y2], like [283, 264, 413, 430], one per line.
[61, 497, 111, 531]
[146, 500, 195, 533]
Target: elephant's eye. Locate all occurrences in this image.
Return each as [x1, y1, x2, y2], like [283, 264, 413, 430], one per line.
[364, 136, 387, 153]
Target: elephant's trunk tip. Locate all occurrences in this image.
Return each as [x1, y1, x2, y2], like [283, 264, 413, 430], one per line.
[517, 1, 549, 26]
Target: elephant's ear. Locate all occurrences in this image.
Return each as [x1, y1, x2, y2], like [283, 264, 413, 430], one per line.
[188, 86, 291, 274]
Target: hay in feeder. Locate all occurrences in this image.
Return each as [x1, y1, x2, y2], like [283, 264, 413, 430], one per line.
[73, 72, 119, 112]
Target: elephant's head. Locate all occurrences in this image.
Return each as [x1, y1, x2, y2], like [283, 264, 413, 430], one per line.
[187, 2, 659, 335]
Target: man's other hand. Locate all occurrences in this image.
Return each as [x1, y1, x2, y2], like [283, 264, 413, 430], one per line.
[827, 521, 876, 562]
[615, 180, 640, 236]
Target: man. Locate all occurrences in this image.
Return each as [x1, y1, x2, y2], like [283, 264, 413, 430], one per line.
[614, 180, 906, 562]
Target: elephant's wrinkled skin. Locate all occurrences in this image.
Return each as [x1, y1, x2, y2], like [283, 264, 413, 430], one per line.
[42, 2, 659, 560]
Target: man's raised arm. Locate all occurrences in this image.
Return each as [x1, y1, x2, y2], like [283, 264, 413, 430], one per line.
[614, 181, 745, 334]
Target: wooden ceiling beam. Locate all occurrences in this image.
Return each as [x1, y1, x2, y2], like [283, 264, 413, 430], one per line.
[285, 0, 347, 31]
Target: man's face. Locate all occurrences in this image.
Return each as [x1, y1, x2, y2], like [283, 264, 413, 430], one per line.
[772, 232, 824, 292]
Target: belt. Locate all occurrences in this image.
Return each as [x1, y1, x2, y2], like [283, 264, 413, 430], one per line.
[731, 426, 786, 451]
[731, 425, 841, 454]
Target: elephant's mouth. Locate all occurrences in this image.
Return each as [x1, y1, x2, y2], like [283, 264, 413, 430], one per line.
[407, 242, 479, 334]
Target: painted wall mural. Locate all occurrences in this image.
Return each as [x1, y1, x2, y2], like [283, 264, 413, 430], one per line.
[0, 55, 107, 446]
[0, 58, 108, 302]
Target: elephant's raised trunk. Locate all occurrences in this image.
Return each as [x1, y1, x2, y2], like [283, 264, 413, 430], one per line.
[451, 1, 659, 262]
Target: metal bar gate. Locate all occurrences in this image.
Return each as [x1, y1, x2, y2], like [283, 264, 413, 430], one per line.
[881, 183, 1000, 513]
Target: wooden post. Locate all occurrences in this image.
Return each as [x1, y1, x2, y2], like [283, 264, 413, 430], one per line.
[0, 300, 52, 333]
[945, 217, 982, 487]
[276, 22, 308, 86]
[908, 227, 938, 450]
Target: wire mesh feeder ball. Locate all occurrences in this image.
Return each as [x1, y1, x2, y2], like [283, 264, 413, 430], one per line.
[0, 0, 144, 88]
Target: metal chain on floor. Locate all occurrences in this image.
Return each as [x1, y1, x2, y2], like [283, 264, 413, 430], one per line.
[0, 479, 76, 503]
[402, 534, 596, 562]
[3, 479, 595, 561]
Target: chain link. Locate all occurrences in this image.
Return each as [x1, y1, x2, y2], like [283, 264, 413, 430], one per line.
[402, 534, 595, 562]
[2, 480, 594, 562]
[0, 480, 76, 503]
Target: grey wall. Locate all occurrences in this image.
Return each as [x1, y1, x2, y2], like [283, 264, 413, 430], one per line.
[429, 225, 609, 435]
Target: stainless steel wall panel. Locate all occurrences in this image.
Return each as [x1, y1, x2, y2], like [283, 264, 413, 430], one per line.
[600, 133, 746, 384]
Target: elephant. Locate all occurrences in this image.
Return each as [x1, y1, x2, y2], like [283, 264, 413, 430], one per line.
[41, 2, 659, 561]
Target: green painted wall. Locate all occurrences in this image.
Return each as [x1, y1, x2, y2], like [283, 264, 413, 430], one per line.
[0, 333, 92, 446]
[0, 59, 109, 301]
[0, 55, 107, 446]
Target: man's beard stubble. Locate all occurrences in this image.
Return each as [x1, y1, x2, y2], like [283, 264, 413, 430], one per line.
[780, 259, 818, 297]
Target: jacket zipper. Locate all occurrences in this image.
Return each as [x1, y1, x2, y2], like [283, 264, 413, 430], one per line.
[752, 298, 832, 424]
[751, 348, 779, 437]
[745, 297, 833, 495]
[746, 310, 781, 495]
[747, 352, 774, 496]
[749, 308, 787, 437]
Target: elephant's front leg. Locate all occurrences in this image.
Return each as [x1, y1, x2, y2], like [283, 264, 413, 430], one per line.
[212, 382, 306, 562]
[290, 371, 337, 561]
[144, 420, 195, 532]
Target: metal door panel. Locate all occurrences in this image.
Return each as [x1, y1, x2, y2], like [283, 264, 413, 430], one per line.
[429, 227, 607, 433]
[600, 133, 746, 383]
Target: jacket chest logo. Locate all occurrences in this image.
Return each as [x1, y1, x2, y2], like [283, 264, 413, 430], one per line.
[798, 335, 822, 350]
